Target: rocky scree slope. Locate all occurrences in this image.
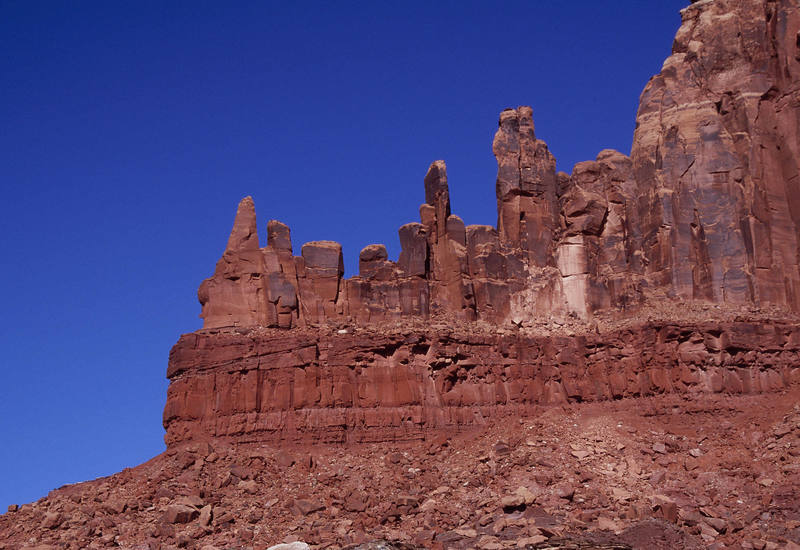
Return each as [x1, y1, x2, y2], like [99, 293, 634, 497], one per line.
[2, 392, 799, 549]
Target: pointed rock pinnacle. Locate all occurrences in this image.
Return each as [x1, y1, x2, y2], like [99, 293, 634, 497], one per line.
[226, 196, 259, 251]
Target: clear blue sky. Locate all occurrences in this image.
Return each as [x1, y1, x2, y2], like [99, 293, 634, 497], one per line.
[0, 1, 687, 506]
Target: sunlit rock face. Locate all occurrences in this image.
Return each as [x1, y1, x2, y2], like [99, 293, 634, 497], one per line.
[177, 0, 800, 447]
[198, 0, 800, 327]
[632, 0, 800, 309]
[164, 320, 800, 446]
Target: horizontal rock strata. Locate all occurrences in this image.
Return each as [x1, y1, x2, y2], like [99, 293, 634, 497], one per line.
[171, 0, 800, 448]
[163, 320, 800, 446]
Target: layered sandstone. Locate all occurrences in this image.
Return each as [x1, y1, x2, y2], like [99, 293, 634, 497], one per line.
[6, 2, 800, 549]
[176, 0, 800, 449]
[164, 319, 800, 446]
[198, 1, 800, 328]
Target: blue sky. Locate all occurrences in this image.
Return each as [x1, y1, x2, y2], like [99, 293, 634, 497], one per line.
[0, 0, 687, 506]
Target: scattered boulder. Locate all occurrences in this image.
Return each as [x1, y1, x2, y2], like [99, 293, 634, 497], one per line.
[199, 504, 213, 526]
[40, 512, 62, 530]
[293, 499, 324, 516]
[164, 504, 199, 524]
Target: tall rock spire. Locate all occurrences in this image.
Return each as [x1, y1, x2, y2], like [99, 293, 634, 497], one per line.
[493, 107, 558, 267]
[420, 161, 475, 320]
[225, 196, 259, 251]
[424, 160, 451, 233]
[198, 196, 269, 328]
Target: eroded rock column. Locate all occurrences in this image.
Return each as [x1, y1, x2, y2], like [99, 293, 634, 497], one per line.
[421, 161, 476, 320]
[493, 106, 559, 267]
[198, 197, 270, 328]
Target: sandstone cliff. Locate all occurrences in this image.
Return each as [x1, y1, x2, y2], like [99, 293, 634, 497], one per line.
[170, 0, 800, 450]
[633, 0, 800, 309]
[5, 2, 800, 550]
[164, 319, 800, 446]
[197, 0, 800, 329]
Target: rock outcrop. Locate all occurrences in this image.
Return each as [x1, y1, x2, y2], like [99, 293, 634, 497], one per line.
[632, 0, 800, 308]
[179, 0, 800, 450]
[164, 320, 800, 446]
[198, 1, 800, 328]
[6, 2, 800, 549]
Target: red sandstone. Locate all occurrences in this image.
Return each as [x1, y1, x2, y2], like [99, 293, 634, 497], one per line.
[3, 1, 800, 549]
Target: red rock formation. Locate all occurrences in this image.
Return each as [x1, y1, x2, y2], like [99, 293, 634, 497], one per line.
[493, 106, 559, 268]
[175, 0, 800, 452]
[197, 0, 800, 327]
[632, 0, 800, 308]
[164, 319, 800, 446]
[198, 197, 271, 328]
[556, 150, 643, 316]
[8, 3, 800, 549]
[421, 161, 476, 320]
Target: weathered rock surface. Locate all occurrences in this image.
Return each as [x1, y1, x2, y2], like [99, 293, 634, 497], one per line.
[198, 0, 800, 327]
[198, 197, 272, 329]
[177, 0, 800, 451]
[164, 319, 800, 446]
[5, 1, 800, 549]
[632, 0, 800, 308]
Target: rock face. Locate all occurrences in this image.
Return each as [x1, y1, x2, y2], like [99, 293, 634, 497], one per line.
[632, 0, 800, 308]
[6, 3, 800, 549]
[164, 320, 800, 446]
[494, 105, 559, 268]
[198, 1, 800, 327]
[198, 197, 271, 329]
[179, 0, 800, 448]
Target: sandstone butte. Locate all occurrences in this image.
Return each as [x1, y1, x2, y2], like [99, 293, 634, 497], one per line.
[3, 1, 800, 549]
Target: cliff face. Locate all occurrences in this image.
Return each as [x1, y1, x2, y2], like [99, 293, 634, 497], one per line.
[168, 0, 800, 448]
[197, 1, 800, 329]
[632, 0, 800, 307]
[6, 3, 800, 549]
[164, 320, 800, 446]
